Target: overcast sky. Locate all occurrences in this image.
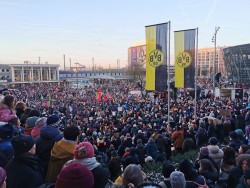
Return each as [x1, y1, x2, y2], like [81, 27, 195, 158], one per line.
[0, 0, 249, 69]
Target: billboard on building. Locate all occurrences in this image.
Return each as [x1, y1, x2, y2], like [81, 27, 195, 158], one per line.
[128, 44, 146, 67]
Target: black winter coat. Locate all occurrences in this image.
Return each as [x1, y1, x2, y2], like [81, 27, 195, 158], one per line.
[5, 154, 44, 188]
[227, 166, 244, 188]
[92, 165, 109, 188]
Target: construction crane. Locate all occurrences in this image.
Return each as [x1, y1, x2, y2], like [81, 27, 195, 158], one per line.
[71, 62, 86, 71]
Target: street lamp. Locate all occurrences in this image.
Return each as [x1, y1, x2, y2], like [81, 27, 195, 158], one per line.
[74, 62, 78, 89]
[212, 26, 220, 94]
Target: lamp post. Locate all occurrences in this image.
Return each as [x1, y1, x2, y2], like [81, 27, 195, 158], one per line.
[212, 26, 220, 94]
[74, 62, 78, 89]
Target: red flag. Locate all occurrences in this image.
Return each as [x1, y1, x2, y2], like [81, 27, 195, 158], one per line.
[97, 88, 101, 102]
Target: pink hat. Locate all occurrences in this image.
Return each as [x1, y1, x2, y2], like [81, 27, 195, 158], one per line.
[74, 142, 94, 159]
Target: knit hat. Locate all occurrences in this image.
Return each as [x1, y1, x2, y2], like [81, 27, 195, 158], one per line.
[200, 147, 209, 156]
[35, 117, 47, 127]
[74, 142, 94, 159]
[235, 129, 244, 138]
[0, 167, 6, 188]
[209, 137, 218, 145]
[55, 162, 94, 188]
[229, 131, 238, 139]
[47, 114, 60, 127]
[25, 117, 39, 129]
[244, 169, 250, 180]
[170, 171, 186, 188]
[11, 135, 35, 155]
[28, 109, 41, 117]
[0, 123, 14, 139]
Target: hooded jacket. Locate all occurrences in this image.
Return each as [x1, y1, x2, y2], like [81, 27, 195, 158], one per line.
[35, 125, 63, 174]
[45, 139, 77, 183]
[207, 144, 224, 169]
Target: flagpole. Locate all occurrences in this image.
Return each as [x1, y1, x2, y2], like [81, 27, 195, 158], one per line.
[167, 21, 171, 130]
[194, 27, 199, 120]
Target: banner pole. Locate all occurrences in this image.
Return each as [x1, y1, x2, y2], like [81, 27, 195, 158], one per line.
[194, 27, 199, 120]
[167, 21, 171, 130]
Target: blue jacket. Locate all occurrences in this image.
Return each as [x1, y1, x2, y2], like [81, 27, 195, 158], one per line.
[35, 125, 63, 174]
[0, 139, 14, 168]
[145, 142, 158, 160]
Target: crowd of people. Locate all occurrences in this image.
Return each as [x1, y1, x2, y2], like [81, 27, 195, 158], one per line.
[0, 80, 250, 188]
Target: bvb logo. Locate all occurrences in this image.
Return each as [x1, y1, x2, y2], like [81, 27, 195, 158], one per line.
[176, 52, 192, 68]
[148, 49, 164, 67]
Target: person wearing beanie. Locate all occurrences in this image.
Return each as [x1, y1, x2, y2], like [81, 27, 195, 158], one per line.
[229, 131, 243, 150]
[31, 117, 47, 138]
[235, 129, 247, 144]
[207, 137, 224, 170]
[45, 126, 80, 183]
[35, 114, 63, 175]
[194, 146, 219, 174]
[236, 168, 250, 188]
[170, 171, 186, 188]
[55, 162, 94, 188]
[66, 142, 109, 188]
[24, 116, 39, 136]
[0, 123, 14, 168]
[159, 162, 175, 188]
[0, 167, 6, 188]
[5, 135, 44, 188]
[46, 114, 61, 128]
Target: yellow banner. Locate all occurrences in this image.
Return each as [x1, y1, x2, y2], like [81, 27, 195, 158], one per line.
[174, 31, 184, 88]
[145, 26, 156, 90]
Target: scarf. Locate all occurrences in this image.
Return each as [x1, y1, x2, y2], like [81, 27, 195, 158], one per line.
[78, 157, 100, 170]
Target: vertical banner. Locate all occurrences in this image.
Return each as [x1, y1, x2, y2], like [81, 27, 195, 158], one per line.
[145, 22, 169, 91]
[174, 29, 196, 88]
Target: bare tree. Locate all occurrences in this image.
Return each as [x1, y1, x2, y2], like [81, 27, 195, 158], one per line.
[127, 61, 145, 82]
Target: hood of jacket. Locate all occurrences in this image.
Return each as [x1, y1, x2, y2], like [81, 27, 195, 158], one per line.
[208, 145, 222, 154]
[50, 139, 76, 160]
[40, 125, 61, 140]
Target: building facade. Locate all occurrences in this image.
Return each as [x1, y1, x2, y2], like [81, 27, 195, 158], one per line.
[223, 44, 250, 83]
[197, 47, 225, 77]
[128, 43, 175, 78]
[0, 64, 60, 83]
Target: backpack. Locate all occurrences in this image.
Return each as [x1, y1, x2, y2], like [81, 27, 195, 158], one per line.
[186, 176, 209, 188]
